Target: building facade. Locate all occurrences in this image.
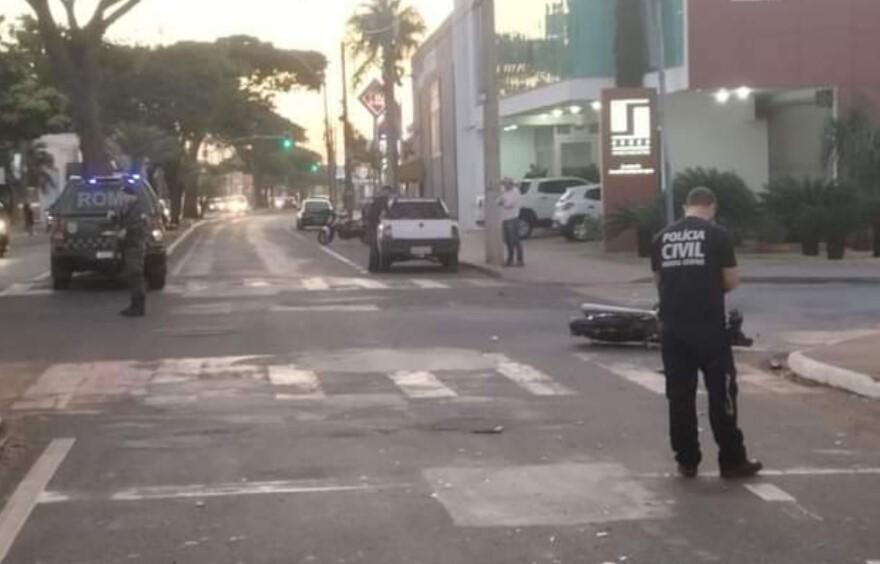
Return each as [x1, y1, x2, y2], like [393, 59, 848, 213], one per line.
[411, 0, 880, 229]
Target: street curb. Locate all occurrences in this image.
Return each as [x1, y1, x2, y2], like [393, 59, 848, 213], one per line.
[459, 260, 504, 279]
[788, 351, 880, 400]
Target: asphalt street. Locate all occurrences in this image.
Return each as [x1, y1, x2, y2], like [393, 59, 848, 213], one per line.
[0, 212, 878, 564]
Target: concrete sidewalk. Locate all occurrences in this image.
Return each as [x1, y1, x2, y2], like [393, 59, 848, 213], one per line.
[789, 332, 880, 400]
[460, 229, 880, 286]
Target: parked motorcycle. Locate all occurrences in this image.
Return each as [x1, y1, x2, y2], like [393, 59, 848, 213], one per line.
[318, 213, 368, 246]
[570, 302, 754, 348]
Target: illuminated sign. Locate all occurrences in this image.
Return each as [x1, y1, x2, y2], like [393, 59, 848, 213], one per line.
[609, 98, 655, 175]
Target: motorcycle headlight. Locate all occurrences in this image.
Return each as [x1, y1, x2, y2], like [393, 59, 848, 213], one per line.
[0, 220, 7, 234]
[151, 229, 164, 242]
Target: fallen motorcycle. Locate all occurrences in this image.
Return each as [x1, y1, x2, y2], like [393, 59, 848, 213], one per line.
[318, 214, 368, 246]
[570, 302, 754, 348]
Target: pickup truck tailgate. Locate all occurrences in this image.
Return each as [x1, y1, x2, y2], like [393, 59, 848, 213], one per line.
[390, 220, 451, 240]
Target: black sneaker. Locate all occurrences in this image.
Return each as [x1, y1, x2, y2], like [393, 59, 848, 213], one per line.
[678, 464, 699, 479]
[720, 459, 763, 480]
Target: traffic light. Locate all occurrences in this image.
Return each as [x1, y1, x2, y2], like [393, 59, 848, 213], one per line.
[309, 163, 320, 174]
[280, 136, 294, 152]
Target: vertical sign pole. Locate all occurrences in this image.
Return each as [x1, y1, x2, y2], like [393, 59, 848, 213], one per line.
[481, 0, 504, 266]
[652, 0, 674, 226]
[341, 42, 355, 212]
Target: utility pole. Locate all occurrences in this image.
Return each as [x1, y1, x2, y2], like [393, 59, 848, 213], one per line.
[480, 0, 504, 265]
[323, 80, 338, 206]
[651, 0, 674, 227]
[340, 42, 355, 212]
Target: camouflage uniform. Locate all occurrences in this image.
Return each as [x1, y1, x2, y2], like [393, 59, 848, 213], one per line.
[118, 186, 151, 316]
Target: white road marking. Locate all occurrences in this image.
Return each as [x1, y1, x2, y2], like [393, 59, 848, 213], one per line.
[350, 278, 389, 290]
[170, 226, 207, 277]
[268, 366, 324, 397]
[577, 355, 666, 396]
[271, 304, 380, 313]
[410, 279, 450, 290]
[0, 283, 51, 298]
[388, 371, 458, 399]
[166, 219, 209, 256]
[745, 483, 797, 503]
[39, 479, 408, 504]
[302, 277, 331, 291]
[292, 228, 368, 275]
[32, 270, 51, 282]
[495, 358, 575, 396]
[866, 560, 880, 564]
[0, 438, 75, 562]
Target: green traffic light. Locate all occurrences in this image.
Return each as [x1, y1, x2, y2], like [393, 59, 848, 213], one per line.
[281, 137, 294, 151]
[310, 163, 320, 173]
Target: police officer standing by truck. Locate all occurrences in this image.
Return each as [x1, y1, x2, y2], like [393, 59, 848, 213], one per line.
[651, 187, 762, 480]
[117, 181, 151, 317]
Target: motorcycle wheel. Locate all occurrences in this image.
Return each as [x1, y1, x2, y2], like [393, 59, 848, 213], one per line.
[318, 228, 334, 246]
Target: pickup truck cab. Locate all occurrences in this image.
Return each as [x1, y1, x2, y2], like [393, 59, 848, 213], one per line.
[370, 198, 460, 273]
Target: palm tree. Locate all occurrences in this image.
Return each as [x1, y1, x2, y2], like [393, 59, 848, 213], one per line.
[348, 0, 426, 190]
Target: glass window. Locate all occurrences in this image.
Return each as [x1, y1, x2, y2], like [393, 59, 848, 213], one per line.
[586, 187, 602, 201]
[519, 181, 532, 195]
[305, 201, 331, 212]
[538, 181, 568, 195]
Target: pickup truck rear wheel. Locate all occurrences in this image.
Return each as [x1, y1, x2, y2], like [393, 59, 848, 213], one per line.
[52, 263, 71, 291]
[368, 246, 380, 273]
[441, 253, 459, 272]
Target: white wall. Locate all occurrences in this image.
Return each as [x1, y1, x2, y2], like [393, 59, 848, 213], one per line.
[666, 91, 770, 192]
[768, 102, 829, 182]
[500, 128, 537, 179]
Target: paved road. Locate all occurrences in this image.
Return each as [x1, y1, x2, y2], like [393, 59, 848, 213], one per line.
[0, 232, 50, 295]
[0, 213, 878, 564]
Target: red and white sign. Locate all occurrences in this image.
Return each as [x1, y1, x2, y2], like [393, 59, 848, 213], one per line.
[358, 79, 387, 118]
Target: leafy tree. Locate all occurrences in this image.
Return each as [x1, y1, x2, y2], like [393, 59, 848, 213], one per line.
[824, 109, 880, 256]
[0, 16, 69, 212]
[25, 0, 143, 174]
[348, 0, 426, 190]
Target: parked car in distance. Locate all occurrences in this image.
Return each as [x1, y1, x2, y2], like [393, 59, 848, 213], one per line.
[297, 198, 335, 230]
[553, 184, 602, 241]
[516, 177, 589, 239]
[371, 198, 460, 273]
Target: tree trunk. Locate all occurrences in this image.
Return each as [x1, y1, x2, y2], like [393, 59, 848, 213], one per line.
[165, 158, 184, 225]
[66, 35, 112, 176]
[615, 0, 647, 88]
[182, 138, 204, 219]
[382, 49, 400, 190]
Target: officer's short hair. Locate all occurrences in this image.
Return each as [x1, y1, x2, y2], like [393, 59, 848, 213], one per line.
[686, 187, 717, 208]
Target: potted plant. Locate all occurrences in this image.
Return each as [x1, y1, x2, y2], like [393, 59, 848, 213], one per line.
[762, 177, 825, 256]
[606, 200, 664, 257]
[754, 218, 789, 253]
[817, 183, 864, 260]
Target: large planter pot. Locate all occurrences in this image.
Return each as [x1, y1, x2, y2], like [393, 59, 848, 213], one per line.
[827, 238, 846, 260]
[637, 228, 653, 258]
[756, 241, 791, 254]
[801, 239, 820, 257]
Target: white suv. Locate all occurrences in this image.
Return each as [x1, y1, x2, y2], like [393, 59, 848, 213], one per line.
[553, 185, 602, 241]
[515, 177, 589, 239]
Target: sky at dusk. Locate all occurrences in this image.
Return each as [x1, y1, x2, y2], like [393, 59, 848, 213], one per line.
[1, 0, 455, 153]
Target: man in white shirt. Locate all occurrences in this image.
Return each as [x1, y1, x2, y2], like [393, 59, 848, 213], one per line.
[498, 178, 524, 267]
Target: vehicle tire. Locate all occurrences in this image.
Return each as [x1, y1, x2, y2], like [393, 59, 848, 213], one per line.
[368, 246, 380, 273]
[442, 253, 459, 272]
[52, 263, 71, 291]
[146, 255, 167, 291]
[517, 211, 536, 240]
[564, 215, 586, 242]
[296, 220, 303, 231]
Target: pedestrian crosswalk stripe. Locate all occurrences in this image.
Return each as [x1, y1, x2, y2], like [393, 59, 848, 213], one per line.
[465, 278, 505, 288]
[579, 356, 667, 396]
[0, 283, 52, 297]
[350, 278, 389, 290]
[271, 304, 380, 313]
[744, 483, 797, 503]
[495, 360, 575, 396]
[388, 371, 458, 399]
[410, 279, 450, 290]
[268, 365, 324, 398]
[302, 277, 331, 291]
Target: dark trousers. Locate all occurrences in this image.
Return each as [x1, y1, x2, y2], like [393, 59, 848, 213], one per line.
[661, 331, 748, 469]
[502, 219, 523, 265]
[123, 235, 147, 302]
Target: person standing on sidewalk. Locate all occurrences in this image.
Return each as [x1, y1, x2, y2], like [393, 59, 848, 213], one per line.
[498, 178, 524, 267]
[651, 187, 762, 480]
[22, 203, 35, 236]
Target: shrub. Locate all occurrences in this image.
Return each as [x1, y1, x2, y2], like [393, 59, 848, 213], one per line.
[673, 167, 759, 240]
[605, 199, 664, 257]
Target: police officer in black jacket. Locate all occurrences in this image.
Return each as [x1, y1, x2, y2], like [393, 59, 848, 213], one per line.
[651, 187, 762, 480]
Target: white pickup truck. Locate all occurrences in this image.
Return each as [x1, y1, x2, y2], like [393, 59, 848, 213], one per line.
[370, 198, 461, 273]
